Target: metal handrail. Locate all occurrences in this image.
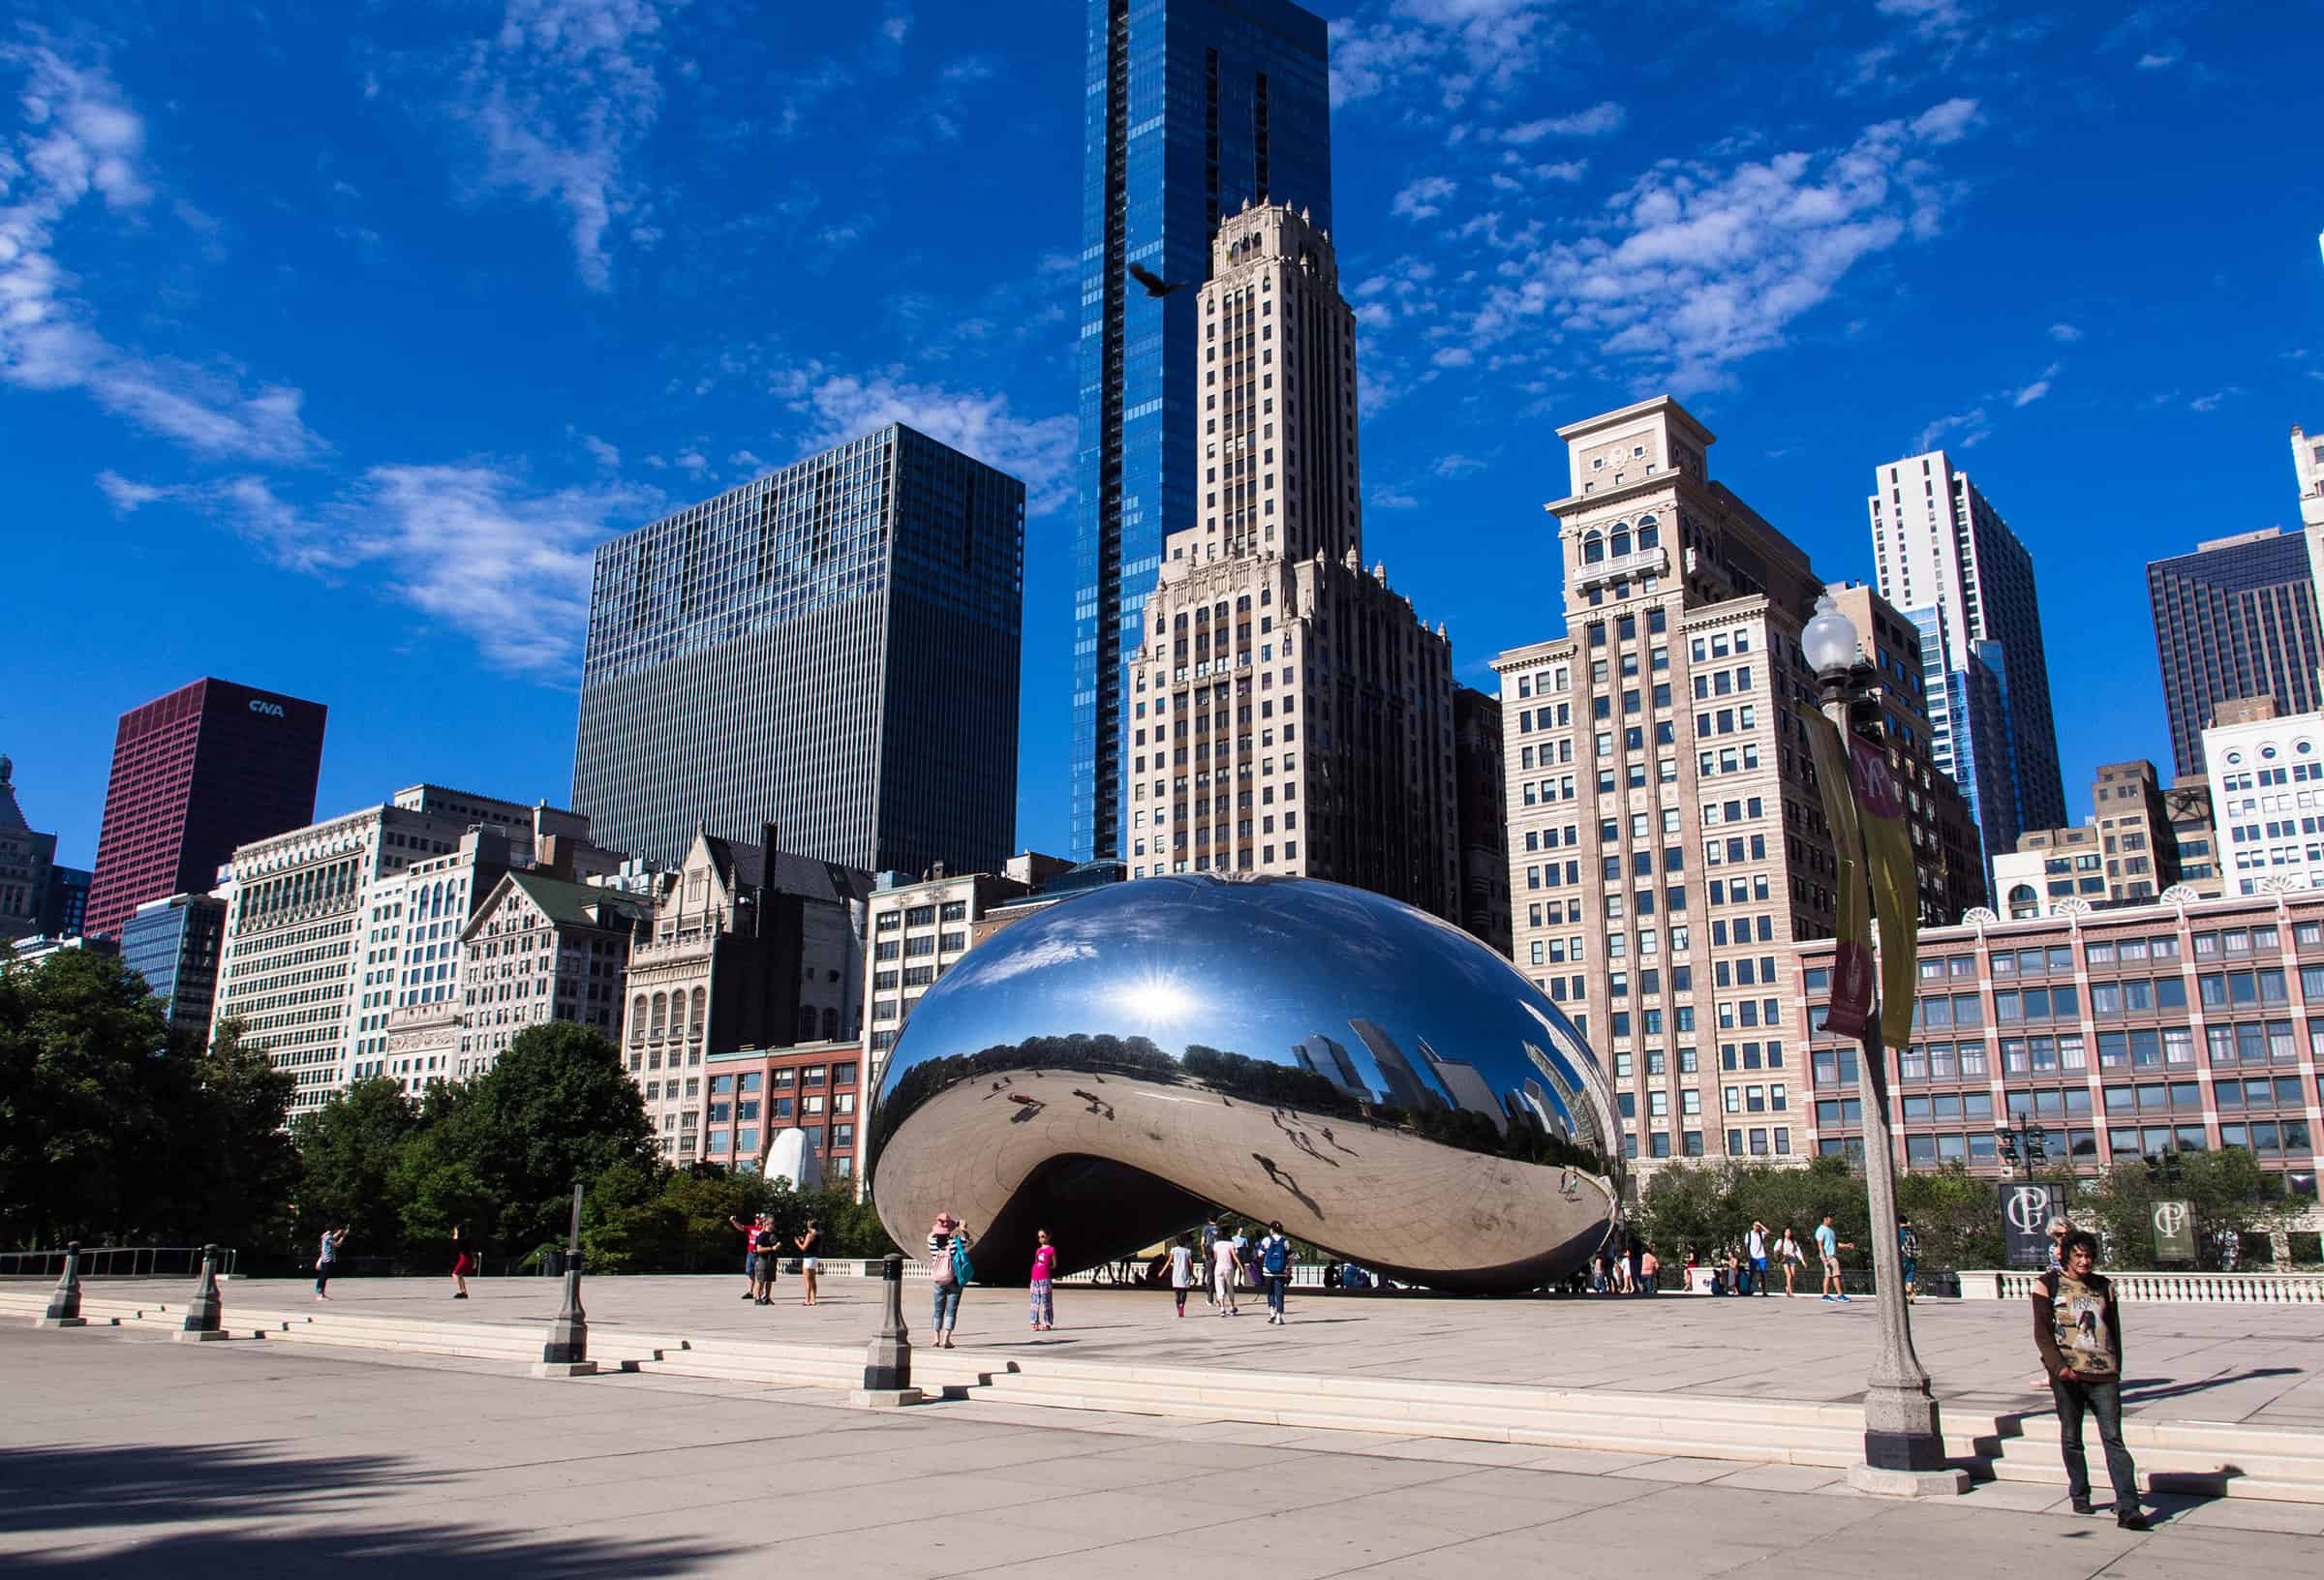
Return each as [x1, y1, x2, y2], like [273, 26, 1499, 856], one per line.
[0, 1246, 239, 1280]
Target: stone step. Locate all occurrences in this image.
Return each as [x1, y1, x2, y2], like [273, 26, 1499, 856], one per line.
[1984, 1443, 2324, 1495]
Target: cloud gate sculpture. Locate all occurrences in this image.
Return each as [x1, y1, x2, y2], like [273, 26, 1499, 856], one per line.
[868, 875, 1619, 1293]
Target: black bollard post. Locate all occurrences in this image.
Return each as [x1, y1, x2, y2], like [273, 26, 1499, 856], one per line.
[38, 1242, 86, 1328]
[535, 1183, 596, 1378]
[176, 1245, 227, 1342]
[854, 1252, 922, 1407]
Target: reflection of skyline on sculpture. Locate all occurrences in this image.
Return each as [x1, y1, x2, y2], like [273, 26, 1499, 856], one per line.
[869, 875, 1619, 1292]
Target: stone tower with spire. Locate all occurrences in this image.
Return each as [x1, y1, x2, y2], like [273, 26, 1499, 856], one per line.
[0, 754, 63, 942]
[1123, 206, 1477, 932]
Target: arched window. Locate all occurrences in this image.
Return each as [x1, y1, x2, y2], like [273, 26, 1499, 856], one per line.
[2006, 883, 2038, 919]
[1581, 531, 1605, 564]
[689, 987, 707, 1034]
[1609, 523, 1632, 558]
[1636, 514, 1660, 551]
[650, 992, 667, 1038]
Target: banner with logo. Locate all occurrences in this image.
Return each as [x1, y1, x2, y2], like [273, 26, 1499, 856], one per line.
[1845, 734, 1920, 1048]
[2000, 1181, 2060, 1267]
[1801, 707, 1875, 1039]
[2151, 1199, 2196, 1262]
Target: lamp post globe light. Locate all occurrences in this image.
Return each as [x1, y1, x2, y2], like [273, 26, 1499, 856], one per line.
[1808, 594, 1966, 1497]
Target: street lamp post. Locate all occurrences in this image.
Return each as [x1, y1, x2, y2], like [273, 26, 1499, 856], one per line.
[1800, 595, 1966, 1498]
[1995, 1116, 2051, 1180]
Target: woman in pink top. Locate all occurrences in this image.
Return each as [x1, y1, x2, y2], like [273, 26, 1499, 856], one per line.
[1028, 1229, 1057, 1331]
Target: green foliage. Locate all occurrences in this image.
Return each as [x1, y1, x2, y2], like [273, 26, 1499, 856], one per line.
[1635, 1154, 1879, 1264]
[2072, 1150, 2299, 1270]
[454, 1021, 660, 1253]
[289, 1078, 418, 1251]
[0, 952, 294, 1248]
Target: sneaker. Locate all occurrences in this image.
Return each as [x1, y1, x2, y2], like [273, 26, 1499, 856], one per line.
[740, 1291, 756, 1300]
[2116, 1511, 2151, 1532]
[452, 1292, 468, 1300]
[1820, 1294, 1835, 1302]
[1837, 1294, 1852, 1302]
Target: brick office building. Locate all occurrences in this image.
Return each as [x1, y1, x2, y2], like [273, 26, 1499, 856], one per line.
[694, 1040, 863, 1182]
[1793, 892, 2322, 1203]
[86, 678, 325, 939]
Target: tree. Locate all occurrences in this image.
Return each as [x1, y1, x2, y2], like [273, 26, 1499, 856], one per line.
[2076, 1150, 2299, 1270]
[0, 950, 178, 1245]
[166, 1019, 298, 1252]
[289, 1078, 417, 1253]
[457, 1022, 661, 1257]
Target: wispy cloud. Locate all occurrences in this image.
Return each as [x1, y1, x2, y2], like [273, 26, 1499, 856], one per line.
[2189, 388, 2238, 412]
[1913, 407, 1991, 451]
[2136, 46, 2184, 69]
[782, 369, 1076, 515]
[451, 0, 672, 291]
[101, 463, 661, 677]
[2047, 321, 2083, 343]
[1499, 101, 1624, 142]
[1371, 484, 1421, 509]
[1454, 102, 1981, 392]
[0, 41, 323, 460]
[2012, 361, 2061, 407]
[1391, 174, 1457, 219]
[1330, 1, 1565, 110]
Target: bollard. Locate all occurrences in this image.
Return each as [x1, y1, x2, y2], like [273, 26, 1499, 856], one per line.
[852, 1252, 922, 1408]
[534, 1184, 596, 1378]
[176, 1245, 228, 1342]
[38, 1242, 87, 1328]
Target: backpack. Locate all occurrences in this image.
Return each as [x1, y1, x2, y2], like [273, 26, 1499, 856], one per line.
[949, 1240, 975, 1287]
[1262, 1235, 1289, 1276]
[1900, 1229, 1920, 1259]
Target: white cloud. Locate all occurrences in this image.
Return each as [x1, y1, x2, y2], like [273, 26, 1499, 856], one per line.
[786, 371, 1076, 516]
[880, 10, 912, 45]
[1912, 407, 1991, 451]
[581, 433, 621, 468]
[104, 463, 660, 677]
[2136, 46, 2183, 69]
[2189, 389, 2237, 412]
[2011, 362, 2059, 408]
[1371, 484, 1421, 509]
[1500, 102, 1624, 142]
[1430, 346, 1474, 368]
[2048, 321, 2083, 343]
[1330, 1, 1562, 109]
[1391, 174, 1457, 219]
[0, 43, 324, 461]
[1432, 452, 1488, 477]
[727, 447, 766, 472]
[1454, 103, 1979, 392]
[675, 447, 708, 475]
[451, 0, 672, 291]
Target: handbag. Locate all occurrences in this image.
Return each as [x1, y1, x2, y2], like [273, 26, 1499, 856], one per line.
[950, 1241, 975, 1286]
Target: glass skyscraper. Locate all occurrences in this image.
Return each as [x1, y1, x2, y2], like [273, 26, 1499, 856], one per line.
[1071, 0, 1333, 859]
[572, 424, 1024, 877]
[2147, 527, 2324, 778]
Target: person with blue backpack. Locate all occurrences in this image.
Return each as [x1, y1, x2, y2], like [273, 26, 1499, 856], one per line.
[927, 1212, 972, 1348]
[1256, 1221, 1294, 1325]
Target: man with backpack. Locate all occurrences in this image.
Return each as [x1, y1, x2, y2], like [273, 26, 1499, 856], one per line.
[1898, 1216, 1922, 1304]
[1256, 1222, 1294, 1325]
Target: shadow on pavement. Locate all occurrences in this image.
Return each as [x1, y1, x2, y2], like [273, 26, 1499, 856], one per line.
[0, 1442, 737, 1578]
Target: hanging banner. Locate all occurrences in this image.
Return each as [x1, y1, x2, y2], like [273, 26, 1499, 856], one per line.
[1847, 733, 1920, 1047]
[1801, 706, 1874, 1039]
[2000, 1181, 2060, 1267]
[2152, 1199, 2196, 1262]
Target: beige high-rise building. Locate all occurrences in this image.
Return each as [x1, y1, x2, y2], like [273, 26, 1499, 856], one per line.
[1125, 203, 1458, 914]
[2091, 760, 2178, 901]
[2165, 774, 2223, 897]
[1195, 200, 1360, 563]
[1497, 396, 1973, 1172]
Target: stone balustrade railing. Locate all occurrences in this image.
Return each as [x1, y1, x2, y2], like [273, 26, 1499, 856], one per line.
[1959, 1267, 2324, 1303]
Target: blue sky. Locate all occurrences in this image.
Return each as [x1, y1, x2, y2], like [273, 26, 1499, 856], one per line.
[5, 0, 2319, 872]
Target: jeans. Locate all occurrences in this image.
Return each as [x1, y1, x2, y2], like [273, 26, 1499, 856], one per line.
[1265, 1273, 1287, 1316]
[2052, 1377, 2139, 1508]
[932, 1282, 963, 1331]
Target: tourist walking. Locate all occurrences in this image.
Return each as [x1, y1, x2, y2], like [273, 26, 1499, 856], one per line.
[1898, 1216, 1921, 1304]
[449, 1224, 474, 1299]
[927, 1213, 970, 1348]
[1776, 1227, 1805, 1296]
[1638, 1247, 1660, 1293]
[1200, 1213, 1222, 1306]
[2034, 1230, 2150, 1530]
[1256, 1221, 1293, 1324]
[1817, 1214, 1853, 1302]
[314, 1226, 349, 1301]
[1169, 1235, 1196, 1317]
[1745, 1220, 1769, 1296]
[1210, 1223, 1242, 1316]
[1028, 1229, 1057, 1331]
[794, 1219, 823, 1307]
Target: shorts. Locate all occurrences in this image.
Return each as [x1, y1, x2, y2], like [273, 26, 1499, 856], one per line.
[800, 1257, 819, 1272]
[750, 1252, 777, 1278]
[452, 1253, 475, 1276]
[1821, 1256, 1842, 1275]
[1901, 1259, 1917, 1284]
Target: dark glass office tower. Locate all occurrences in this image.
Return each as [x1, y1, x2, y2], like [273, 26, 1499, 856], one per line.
[1071, 0, 1333, 859]
[572, 424, 1024, 877]
[2148, 528, 2324, 777]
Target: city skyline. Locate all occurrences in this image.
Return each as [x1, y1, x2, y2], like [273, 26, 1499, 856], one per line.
[8, 5, 2322, 881]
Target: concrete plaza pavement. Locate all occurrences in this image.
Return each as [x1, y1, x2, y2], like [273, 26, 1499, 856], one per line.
[169, 1270, 2324, 1433]
[6, 1320, 2324, 1579]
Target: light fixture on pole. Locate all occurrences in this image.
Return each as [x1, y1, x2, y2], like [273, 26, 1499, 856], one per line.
[1804, 593, 1966, 1498]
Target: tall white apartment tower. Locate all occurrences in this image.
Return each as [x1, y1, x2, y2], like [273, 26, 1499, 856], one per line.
[1195, 199, 1361, 564]
[1867, 450, 2065, 855]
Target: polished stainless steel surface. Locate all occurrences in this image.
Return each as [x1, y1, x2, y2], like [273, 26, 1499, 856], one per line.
[869, 875, 1618, 1292]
